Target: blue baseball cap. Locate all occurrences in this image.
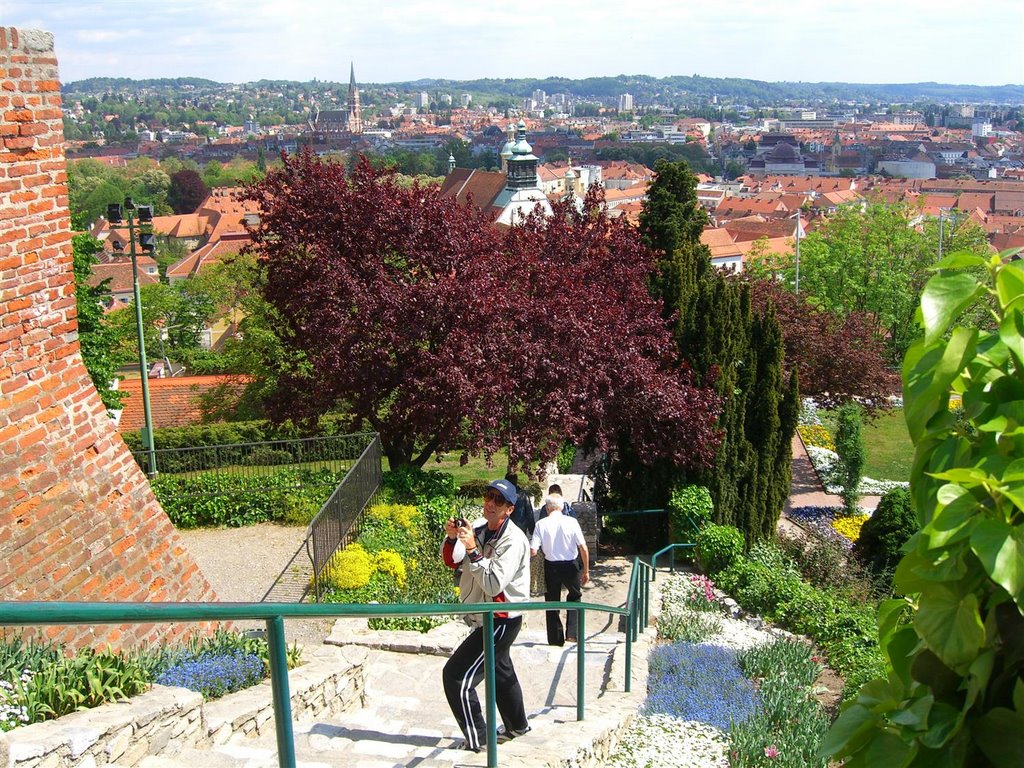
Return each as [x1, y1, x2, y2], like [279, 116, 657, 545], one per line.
[487, 478, 518, 505]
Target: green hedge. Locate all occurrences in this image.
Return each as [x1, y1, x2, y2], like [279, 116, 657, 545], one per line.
[151, 469, 342, 528]
[123, 415, 354, 453]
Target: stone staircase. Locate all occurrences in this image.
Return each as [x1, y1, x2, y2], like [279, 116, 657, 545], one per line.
[135, 618, 653, 768]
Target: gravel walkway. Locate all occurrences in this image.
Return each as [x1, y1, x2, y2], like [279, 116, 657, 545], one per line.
[177, 522, 333, 648]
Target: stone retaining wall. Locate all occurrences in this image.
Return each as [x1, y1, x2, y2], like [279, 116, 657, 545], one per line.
[0, 646, 366, 768]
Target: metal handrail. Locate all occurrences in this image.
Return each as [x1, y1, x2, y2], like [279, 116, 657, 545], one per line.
[0, 588, 650, 768]
[651, 542, 698, 580]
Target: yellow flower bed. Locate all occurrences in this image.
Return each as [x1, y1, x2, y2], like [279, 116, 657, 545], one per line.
[373, 549, 408, 589]
[320, 543, 373, 590]
[798, 424, 835, 451]
[366, 503, 421, 531]
[832, 514, 869, 542]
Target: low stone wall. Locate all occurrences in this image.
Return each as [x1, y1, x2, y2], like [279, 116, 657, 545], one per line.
[0, 646, 366, 768]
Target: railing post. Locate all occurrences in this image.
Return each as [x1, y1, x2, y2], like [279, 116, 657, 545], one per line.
[576, 609, 586, 721]
[484, 611, 498, 768]
[643, 565, 650, 629]
[266, 615, 296, 768]
[624, 598, 633, 693]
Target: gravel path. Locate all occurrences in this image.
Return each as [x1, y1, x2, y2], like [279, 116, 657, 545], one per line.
[177, 522, 333, 648]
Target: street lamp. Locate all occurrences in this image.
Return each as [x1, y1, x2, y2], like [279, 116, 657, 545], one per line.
[108, 197, 158, 477]
[938, 208, 949, 261]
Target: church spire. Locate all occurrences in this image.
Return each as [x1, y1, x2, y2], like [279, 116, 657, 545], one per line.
[346, 62, 363, 135]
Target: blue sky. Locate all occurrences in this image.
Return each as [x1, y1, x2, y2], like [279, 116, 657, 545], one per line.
[1, 0, 1021, 86]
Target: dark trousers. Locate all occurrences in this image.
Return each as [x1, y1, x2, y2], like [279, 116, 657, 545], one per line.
[543, 559, 583, 645]
[442, 617, 528, 751]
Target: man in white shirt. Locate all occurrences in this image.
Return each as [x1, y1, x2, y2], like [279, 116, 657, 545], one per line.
[530, 493, 590, 646]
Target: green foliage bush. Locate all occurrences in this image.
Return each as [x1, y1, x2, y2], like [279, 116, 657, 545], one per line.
[833, 403, 865, 515]
[852, 486, 917, 594]
[556, 442, 577, 474]
[695, 523, 744, 576]
[245, 447, 293, 466]
[824, 254, 1024, 766]
[152, 469, 340, 528]
[713, 538, 885, 697]
[777, 532, 873, 601]
[667, 484, 713, 542]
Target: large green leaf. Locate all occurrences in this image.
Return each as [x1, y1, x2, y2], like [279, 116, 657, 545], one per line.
[936, 252, 988, 270]
[925, 487, 979, 549]
[917, 586, 985, 669]
[921, 701, 962, 749]
[995, 261, 1024, 312]
[904, 329, 977, 445]
[973, 708, 1024, 767]
[820, 703, 877, 758]
[920, 272, 983, 345]
[998, 309, 1024, 369]
[864, 730, 915, 768]
[970, 518, 1024, 610]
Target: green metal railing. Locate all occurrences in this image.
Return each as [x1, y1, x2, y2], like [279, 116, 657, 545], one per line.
[2, 559, 657, 768]
[651, 541, 699, 578]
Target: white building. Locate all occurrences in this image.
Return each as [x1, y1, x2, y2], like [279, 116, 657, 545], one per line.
[618, 93, 633, 113]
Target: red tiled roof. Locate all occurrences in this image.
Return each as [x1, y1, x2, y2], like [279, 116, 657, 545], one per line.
[116, 374, 250, 432]
[438, 168, 507, 215]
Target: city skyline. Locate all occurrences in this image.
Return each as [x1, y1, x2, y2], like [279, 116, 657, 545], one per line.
[1, 0, 1022, 89]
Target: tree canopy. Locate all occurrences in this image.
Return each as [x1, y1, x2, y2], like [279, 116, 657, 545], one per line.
[245, 150, 722, 471]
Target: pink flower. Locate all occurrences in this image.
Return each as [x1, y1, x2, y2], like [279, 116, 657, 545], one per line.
[764, 745, 779, 758]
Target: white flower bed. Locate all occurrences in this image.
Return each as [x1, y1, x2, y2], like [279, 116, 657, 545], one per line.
[607, 573, 777, 768]
[805, 444, 909, 496]
[606, 714, 729, 768]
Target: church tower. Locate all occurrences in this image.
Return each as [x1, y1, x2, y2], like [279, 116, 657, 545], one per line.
[347, 62, 363, 135]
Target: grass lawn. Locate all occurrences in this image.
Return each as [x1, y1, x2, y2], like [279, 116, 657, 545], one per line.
[821, 408, 913, 482]
[384, 449, 511, 488]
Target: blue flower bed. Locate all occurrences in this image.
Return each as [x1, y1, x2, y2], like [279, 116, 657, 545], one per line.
[787, 506, 852, 551]
[645, 643, 758, 730]
[155, 652, 264, 700]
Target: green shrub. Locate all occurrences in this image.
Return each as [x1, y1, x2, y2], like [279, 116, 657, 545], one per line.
[667, 484, 712, 542]
[777, 532, 872, 602]
[556, 442, 577, 474]
[245, 446, 294, 466]
[833, 402, 865, 515]
[852, 486, 917, 594]
[695, 523, 745, 576]
[457, 479, 490, 499]
[152, 469, 341, 528]
[279, 493, 322, 526]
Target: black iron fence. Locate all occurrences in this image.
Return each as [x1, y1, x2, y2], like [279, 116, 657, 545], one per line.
[130, 433, 375, 491]
[307, 434, 383, 600]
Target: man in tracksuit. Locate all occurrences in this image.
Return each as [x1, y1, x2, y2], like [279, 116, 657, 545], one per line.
[441, 478, 531, 753]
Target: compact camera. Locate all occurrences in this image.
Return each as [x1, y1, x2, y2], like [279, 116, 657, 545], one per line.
[453, 517, 468, 528]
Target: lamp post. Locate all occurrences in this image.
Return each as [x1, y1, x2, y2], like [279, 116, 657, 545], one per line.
[938, 208, 947, 261]
[108, 198, 158, 477]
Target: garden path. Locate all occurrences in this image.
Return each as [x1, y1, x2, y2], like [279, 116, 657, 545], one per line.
[784, 434, 881, 514]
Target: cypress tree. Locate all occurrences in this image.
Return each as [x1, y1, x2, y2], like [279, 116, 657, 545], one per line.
[611, 160, 797, 546]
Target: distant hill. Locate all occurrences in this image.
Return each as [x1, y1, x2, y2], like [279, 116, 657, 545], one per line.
[62, 74, 1024, 105]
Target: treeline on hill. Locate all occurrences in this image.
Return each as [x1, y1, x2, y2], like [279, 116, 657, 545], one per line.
[64, 74, 1024, 110]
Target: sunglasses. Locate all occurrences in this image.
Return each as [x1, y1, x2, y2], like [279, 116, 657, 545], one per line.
[483, 490, 506, 504]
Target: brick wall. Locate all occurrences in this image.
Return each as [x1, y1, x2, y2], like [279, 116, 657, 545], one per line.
[0, 27, 220, 650]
